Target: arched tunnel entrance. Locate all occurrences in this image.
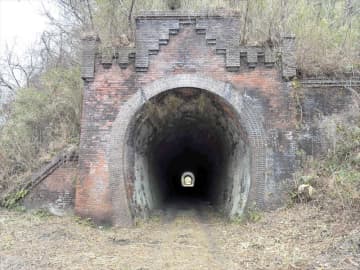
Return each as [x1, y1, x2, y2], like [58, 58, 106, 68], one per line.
[126, 87, 251, 219]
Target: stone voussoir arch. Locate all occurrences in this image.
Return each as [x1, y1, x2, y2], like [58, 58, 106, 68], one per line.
[108, 74, 267, 226]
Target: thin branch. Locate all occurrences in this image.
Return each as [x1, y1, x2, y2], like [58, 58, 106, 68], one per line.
[58, 0, 85, 25]
[6, 55, 21, 89]
[85, 0, 94, 30]
[0, 73, 15, 93]
[241, 0, 249, 45]
[128, 0, 136, 29]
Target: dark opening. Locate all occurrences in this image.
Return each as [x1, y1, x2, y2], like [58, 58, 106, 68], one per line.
[129, 88, 250, 218]
[150, 120, 226, 205]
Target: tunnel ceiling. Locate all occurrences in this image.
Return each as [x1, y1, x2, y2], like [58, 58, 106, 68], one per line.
[132, 87, 247, 152]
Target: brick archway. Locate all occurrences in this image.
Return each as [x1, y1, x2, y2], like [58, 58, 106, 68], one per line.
[108, 74, 266, 226]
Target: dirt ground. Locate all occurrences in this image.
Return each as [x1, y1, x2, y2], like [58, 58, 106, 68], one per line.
[0, 202, 359, 270]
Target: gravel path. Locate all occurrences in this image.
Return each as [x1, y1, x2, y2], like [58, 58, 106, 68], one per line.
[0, 202, 359, 270]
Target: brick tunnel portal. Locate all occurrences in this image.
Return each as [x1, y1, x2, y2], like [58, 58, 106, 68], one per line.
[127, 88, 251, 219]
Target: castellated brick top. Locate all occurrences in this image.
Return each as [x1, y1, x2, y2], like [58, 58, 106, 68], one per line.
[81, 11, 296, 80]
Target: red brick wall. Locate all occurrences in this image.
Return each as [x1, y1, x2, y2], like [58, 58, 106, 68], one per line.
[24, 163, 77, 214]
[77, 14, 360, 225]
[76, 24, 297, 224]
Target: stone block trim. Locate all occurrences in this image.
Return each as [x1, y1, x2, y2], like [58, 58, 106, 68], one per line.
[118, 47, 136, 68]
[281, 35, 296, 79]
[135, 18, 180, 71]
[84, 12, 283, 73]
[81, 34, 100, 80]
[300, 78, 360, 88]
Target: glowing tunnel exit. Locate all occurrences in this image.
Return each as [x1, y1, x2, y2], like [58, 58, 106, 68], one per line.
[181, 172, 195, 187]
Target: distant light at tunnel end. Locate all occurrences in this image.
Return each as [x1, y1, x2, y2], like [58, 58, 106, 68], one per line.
[181, 172, 195, 187]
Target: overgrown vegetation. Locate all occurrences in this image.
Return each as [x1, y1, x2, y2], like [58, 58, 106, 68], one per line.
[0, 0, 359, 199]
[295, 115, 360, 210]
[0, 67, 82, 194]
[2, 188, 28, 209]
[92, 0, 360, 76]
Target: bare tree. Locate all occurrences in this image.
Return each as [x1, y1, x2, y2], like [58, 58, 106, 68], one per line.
[0, 44, 41, 95]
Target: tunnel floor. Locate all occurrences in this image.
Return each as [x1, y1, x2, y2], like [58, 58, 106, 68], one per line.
[164, 194, 211, 211]
[156, 195, 215, 224]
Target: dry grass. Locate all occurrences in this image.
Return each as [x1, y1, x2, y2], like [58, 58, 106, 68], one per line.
[0, 202, 359, 270]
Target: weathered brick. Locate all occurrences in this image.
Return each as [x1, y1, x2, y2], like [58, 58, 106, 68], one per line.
[76, 12, 360, 226]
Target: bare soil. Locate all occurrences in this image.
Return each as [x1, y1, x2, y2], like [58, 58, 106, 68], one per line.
[0, 202, 359, 270]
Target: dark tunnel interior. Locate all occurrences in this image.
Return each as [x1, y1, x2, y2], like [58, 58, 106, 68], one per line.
[150, 122, 225, 204]
[128, 88, 250, 218]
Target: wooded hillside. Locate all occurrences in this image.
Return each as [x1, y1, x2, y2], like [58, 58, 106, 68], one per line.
[0, 0, 359, 203]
